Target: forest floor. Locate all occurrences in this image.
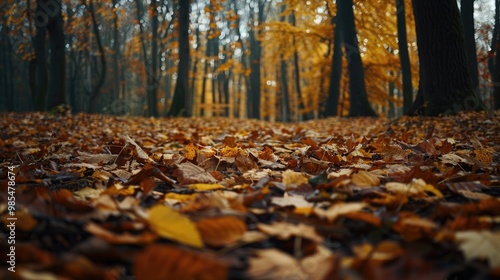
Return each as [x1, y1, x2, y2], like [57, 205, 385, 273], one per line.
[0, 111, 499, 280]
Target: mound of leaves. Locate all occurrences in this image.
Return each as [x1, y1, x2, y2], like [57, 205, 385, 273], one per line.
[0, 111, 499, 280]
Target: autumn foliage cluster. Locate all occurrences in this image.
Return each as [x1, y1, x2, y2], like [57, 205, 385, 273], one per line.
[0, 111, 499, 279]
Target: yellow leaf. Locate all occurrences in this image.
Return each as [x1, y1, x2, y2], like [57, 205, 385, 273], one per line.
[164, 192, 196, 202]
[282, 170, 309, 187]
[184, 143, 197, 160]
[148, 204, 203, 248]
[189, 183, 224, 191]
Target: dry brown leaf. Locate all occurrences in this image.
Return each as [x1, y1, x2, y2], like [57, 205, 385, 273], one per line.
[315, 202, 368, 222]
[351, 171, 380, 187]
[455, 231, 500, 268]
[174, 162, 218, 184]
[85, 222, 156, 244]
[353, 241, 403, 262]
[196, 216, 246, 247]
[134, 245, 228, 280]
[257, 222, 323, 243]
[271, 195, 314, 208]
[282, 170, 309, 187]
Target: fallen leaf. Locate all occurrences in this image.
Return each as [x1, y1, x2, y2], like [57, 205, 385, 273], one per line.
[352, 171, 380, 187]
[455, 231, 500, 269]
[282, 170, 309, 187]
[134, 245, 228, 280]
[188, 183, 224, 191]
[315, 202, 368, 222]
[257, 222, 323, 243]
[196, 216, 246, 247]
[148, 204, 203, 248]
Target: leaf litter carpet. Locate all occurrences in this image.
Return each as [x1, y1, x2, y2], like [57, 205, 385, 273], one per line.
[0, 111, 499, 280]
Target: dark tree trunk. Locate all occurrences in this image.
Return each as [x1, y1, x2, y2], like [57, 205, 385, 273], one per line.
[388, 75, 396, 118]
[408, 0, 485, 116]
[168, 0, 190, 116]
[148, 0, 159, 117]
[492, 0, 500, 110]
[339, 0, 377, 117]
[46, 0, 66, 109]
[461, 0, 479, 90]
[280, 57, 291, 122]
[278, 4, 291, 122]
[112, 0, 121, 113]
[290, 11, 310, 121]
[190, 13, 202, 115]
[87, 0, 106, 113]
[396, 0, 413, 113]
[248, 2, 264, 119]
[323, 15, 343, 117]
[33, 1, 48, 111]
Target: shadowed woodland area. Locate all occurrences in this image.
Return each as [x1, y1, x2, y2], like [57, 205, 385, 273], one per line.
[1, 0, 500, 280]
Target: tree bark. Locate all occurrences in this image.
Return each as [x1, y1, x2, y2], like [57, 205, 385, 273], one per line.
[408, 0, 486, 116]
[461, 0, 479, 90]
[168, 0, 190, 116]
[148, 0, 159, 117]
[339, 0, 377, 117]
[396, 0, 413, 113]
[247, 1, 264, 119]
[33, 1, 48, 111]
[323, 15, 343, 117]
[87, 0, 106, 113]
[492, 0, 500, 110]
[45, 0, 66, 109]
[112, 0, 121, 113]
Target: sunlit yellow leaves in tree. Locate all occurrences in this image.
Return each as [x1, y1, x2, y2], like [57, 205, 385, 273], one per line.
[148, 204, 203, 248]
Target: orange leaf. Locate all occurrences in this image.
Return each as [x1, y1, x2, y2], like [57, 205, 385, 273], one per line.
[134, 245, 228, 280]
[196, 216, 246, 247]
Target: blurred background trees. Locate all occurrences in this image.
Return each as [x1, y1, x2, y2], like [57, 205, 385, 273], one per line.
[0, 0, 497, 119]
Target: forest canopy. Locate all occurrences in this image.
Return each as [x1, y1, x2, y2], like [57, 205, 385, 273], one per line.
[0, 0, 498, 119]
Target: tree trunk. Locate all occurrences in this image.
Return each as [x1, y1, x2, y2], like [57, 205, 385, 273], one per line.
[248, 3, 263, 119]
[148, 0, 159, 117]
[323, 15, 343, 117]
[168, 0, 190, 116]
[408, 0, 485, 116]
[290, 11, 309, 121]
[46, 0, 65, 109]
[396, 0, 413, 113]
[339, 0, 377, 117]
[112, 0, 121, 114]
[87, 0, 106, 113]
[33, 1, 48, 111]
[461, 0, 479, 90]
[492, 0, 500, 110]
